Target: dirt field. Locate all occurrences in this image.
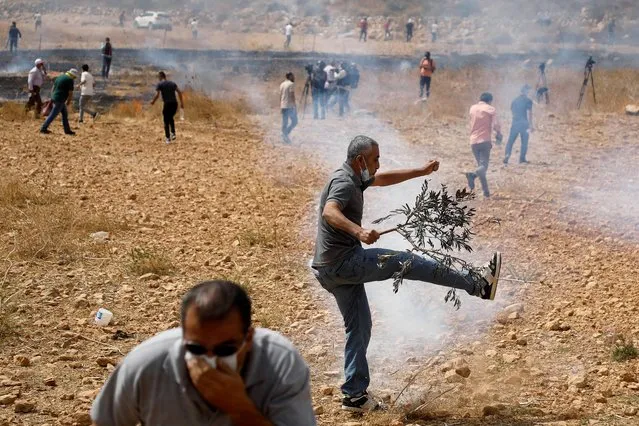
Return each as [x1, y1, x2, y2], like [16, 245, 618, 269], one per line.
[0, 52, 639, 426]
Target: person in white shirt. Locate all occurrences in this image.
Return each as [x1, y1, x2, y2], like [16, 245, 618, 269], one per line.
[323, 61, 337, 112]
[78, 64, 98, 123]
[431, 20, 439, 42]
[279, 72, 297, 144]
[190, 18, 199, 39]
[25, 58, 47, 118]
[284, 23, 293, 48]
[34, 13, 42, 31]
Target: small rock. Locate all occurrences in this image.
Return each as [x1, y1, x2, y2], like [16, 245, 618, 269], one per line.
[483, 404, 505, 416]
[96, 358, 116, 367]
[508, 312, 521, 320]
[516, 339, 528, 346]
[313, 405, 324, 415]
[595, 396, 607, 403]
[342, 423, 363, 426]
[14, 356, 30, 367]
[567, 374, 588, 389]
[14, 400, 35, 413]
[90, 231, 110, 243]
[445, 369, 465, 383]
[455, 366, 471, 378]
[546, 320, 570, 331]
[138, 273, 160, 281]
[625, 104, 639, 116]
[320, 386, 333, 396]
[507, 332, 517, 340]
[502, 353, 520, 363]
[624, 406, 638, 416]
[620, 372, 637, 383]
[0, 394, 17, 405]
[44, 377, 56, 387]
[504, 303, 524, 314]
[72, 412, 93, 426]
[485, 349, 497, 357]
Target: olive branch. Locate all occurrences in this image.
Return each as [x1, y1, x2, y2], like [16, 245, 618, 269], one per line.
[374, 180, 499, 309]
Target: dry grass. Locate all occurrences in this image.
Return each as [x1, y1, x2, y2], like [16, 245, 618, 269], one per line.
[109, 90, 253, 123]
[358, 66, 639, 121]
[0, 102, 30, 122]
[0, 177, 121, 261]
[0, 287, 19, 340]
[127, 247, 174, 276]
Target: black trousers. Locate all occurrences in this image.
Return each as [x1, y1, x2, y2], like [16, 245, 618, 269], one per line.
[162, 102, 178, 138]
[419, 76, 432, 98]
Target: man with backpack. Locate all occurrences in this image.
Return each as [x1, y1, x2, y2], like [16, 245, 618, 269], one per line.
[311, 61, 327, 120]
[419, 51, 436, 99]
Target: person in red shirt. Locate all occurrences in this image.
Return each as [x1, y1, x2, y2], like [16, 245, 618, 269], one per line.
[359, 17, 368, 42]
[383, 19, 391, 40]
[465, 92, 503, 198]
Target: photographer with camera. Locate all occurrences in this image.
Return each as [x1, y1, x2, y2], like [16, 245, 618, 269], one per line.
[334, 62, 360, 117]
[310, 61, 327, 120]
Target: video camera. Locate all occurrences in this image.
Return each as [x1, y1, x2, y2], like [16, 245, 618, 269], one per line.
[304, 64, 314, 76]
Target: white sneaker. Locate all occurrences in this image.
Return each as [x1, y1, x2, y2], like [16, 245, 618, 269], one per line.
[165, 137, 171, 144]
[479, 252, 501, 300]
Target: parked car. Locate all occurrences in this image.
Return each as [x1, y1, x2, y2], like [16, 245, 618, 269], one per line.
[133, 12, 173, 30]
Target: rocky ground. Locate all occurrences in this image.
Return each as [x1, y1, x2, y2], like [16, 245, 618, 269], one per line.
[0, 62, 638, 426]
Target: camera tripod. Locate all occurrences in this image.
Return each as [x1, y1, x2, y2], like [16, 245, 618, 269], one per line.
[300, 74, 312, 119]
[577, 58, 596, 109]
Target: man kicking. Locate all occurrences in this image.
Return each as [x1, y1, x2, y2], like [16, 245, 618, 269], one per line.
[311, 135, 501, 412]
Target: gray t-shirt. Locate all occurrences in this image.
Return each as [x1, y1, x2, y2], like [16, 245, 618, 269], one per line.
[90, 328, 316, 426]
[312, 162, 373, 267]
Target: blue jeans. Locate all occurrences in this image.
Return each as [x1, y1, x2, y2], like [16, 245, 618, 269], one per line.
[9, 38, 18, 52]
[471, 141, 492, 197]
[41, 101, 72, 133]
[313, 246, 478, 396]
[281, 108, 298, 136]
[505, 122, 530, 163]
[312, 88, 325, 119]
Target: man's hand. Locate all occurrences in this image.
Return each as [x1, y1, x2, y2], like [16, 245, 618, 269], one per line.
[423, 160, 440, 175]
[495, 133, 503, 145]
[357, 228, 380, 245]
[186, 357, 254, 415]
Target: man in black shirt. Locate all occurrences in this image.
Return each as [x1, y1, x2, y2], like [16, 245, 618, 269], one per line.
[8, 22, 21, 52]
[504, 85, 533, 165]
[150, 71, 184, 144]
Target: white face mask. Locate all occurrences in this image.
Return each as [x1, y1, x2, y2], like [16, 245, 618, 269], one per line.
[184, 341, 245, 372]
[359, 157, 372, 185]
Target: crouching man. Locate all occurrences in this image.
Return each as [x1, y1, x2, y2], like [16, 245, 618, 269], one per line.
[90, 280, 316, 426]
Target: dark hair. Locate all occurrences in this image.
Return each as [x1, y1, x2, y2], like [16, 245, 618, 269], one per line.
[347, 135, 378, 162]
[480, 92, 493, 103]
[181, 280, 252, 333]
[106, 37, 110, 42]
[158, 71, 166, 79]
[285, 72, 294, 80]
[424, 51, 431, 59]
[82, 64, 89, 72]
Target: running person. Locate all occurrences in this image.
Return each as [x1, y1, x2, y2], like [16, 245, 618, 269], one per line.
[150, 71, 184, 144]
